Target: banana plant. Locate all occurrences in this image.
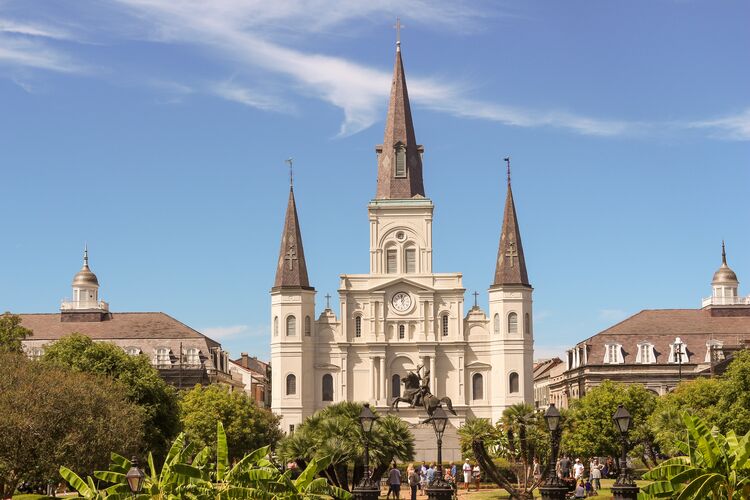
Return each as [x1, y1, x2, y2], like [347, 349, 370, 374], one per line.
[640, 413, 750, 499]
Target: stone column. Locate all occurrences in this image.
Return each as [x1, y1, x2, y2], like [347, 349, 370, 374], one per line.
[379, 356, 386, 402]
[430, 355, 436, 394]
[371, 357, 376, 401]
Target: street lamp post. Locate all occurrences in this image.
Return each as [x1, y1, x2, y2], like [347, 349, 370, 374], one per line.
[538, 404, 568, 500]
[425, 407, 453, 500]
[675, 337, 684, 383]
[352, 403, 380, 500]
[611, 405, 640, 500]
[125, 457, 145, 498]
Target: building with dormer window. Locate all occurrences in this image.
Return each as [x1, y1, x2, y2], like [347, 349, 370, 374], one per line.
[270, 42, 535, 460]
[546, 243, 750, 408]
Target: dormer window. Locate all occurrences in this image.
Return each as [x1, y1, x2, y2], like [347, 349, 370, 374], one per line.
[395, 144, 406, 177]
[636, 342, 655, 364]
[668, 337, 689, 364]
[604, 343, 623, 364]
[705, 340, 724, 363]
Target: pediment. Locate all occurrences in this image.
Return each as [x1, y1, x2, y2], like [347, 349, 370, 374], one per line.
[465, 361, 492, 369]
[368, 277, 432, 293]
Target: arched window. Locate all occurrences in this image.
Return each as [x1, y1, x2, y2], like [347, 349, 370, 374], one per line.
[286, 374, 296, 395]
[395, 144, 406, 177]
[286, 315, 296, 336]
[29, 347, 44, 360]
[304, 316, 311, 336]
[524, 313, 530, 335]
[507, 312, 518, 334]
[398, 325, 405, 339]
[442, 314, 449, 336]
[472, 373, 484, 400]
[273, 316, 279, 336]
[322, 374, 333, 401]
[392, 374, 401, 398]
[355, 316, 362, 338]
[493, 314, 500, 335]
[125, 346, 141, 356]
[509, 372, 519, 393]
[185, 347, 200, 366]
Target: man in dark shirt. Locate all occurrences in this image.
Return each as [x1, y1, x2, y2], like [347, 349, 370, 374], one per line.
[558, 456, 572, 479]
[387, 463, 402, 499]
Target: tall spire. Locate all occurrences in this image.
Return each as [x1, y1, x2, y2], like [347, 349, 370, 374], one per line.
[273, 187, 312, 289]
[722, 240, 727, 265]
[493, 162, 530, 287]
[375, 42, 425, 199]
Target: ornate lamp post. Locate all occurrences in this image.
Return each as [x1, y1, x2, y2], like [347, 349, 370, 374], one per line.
[611, 405, 640, 500]
[425, 407, 453, 500]
[125, 457, 145, 498]
[352, 403, 380, 500]
[539, 404, 568, 500]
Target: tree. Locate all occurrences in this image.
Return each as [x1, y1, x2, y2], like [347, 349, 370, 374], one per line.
[715, 350, 750, 437]
[42, 333, 181, 459]
[276, 402, 415, 491]
[649, 377, 724, 456]
[0, 312, 32, 353]
[641, 413, 750, 499]
[0, 352, 143, 498]
[179, 384, 283, 462]
[561, 380, 658, 466]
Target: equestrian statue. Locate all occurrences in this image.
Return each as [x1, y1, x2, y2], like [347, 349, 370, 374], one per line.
[390, 364, 456, 418]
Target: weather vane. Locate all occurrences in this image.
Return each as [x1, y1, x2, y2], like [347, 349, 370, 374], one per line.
[285, 157, 294, 187]
[504, 156, 511, 185]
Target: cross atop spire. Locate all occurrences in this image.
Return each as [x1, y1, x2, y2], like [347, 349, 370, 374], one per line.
[375, 42, 425, 199]
[393, 18, 404, 52]
[492, 160, 530, 287]
[285, 158, 294, 188]
[273, 185, 312, 290]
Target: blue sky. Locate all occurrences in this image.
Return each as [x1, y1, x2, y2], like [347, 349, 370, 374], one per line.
[1, 0, 748, 361]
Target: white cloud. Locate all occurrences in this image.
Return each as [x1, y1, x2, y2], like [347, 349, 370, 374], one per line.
[0, 18, 74, 40]
[201, 324, 248, 339]
[687, 108, 750, 141]
[598, 309, 628, 322]
[212, 80, 293, 113]
[0, 35, 86, 73]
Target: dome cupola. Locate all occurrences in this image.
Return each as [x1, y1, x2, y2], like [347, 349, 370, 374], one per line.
[72, 246, 99, 287]
[712, 241, 739, 286]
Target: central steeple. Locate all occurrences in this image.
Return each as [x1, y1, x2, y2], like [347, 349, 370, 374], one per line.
[375, 44, 425, 199]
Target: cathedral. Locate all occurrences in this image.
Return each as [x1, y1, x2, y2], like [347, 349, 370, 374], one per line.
[270, 42, 535, 451]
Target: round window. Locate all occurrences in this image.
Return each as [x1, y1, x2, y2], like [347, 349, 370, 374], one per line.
[396, 231, 406, 241]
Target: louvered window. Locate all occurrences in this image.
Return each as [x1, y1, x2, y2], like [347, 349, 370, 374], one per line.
[472, 373, 483, 400]
[508, 312, 518, 334]
[405, 248, 416, 273]
[509, 372, 519, 393]
[322, 374, 333, 401]
[493, 314, 500, 335]
[386, 249, 397, 273]
[286, 374, 296, 395]
[395, 145, 406, 177]
[304, 316, 311, 336]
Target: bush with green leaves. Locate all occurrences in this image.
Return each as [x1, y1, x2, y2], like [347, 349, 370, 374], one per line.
[640, 413, 750, 499]
[61, 422, 352, 499]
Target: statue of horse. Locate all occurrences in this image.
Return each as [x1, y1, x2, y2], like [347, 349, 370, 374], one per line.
[390, 371, 456, 418]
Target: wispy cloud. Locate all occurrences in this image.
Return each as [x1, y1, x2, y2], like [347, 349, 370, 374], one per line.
[202, 324, 248, 339]
[212, 80, 294, 113]
[598, 309, 628, 322]
[687, 108, 750, 141]
[0, 35, 87, 73]
[0, 18, 74, 40]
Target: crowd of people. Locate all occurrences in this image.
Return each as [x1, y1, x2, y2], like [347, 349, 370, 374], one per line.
[550, 455, 619, 498]
[385, 459, 483, 499]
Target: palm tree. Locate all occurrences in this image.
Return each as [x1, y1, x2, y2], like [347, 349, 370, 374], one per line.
[501, 403, 539, 490]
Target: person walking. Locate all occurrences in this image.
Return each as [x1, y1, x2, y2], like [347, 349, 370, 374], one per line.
[387, 463, 401, 500]
[408, 465, 420, 500]
[573, 458, 584, 480]
[426, 463, 436, 485]
[462, 459, 472, 490]
[532, 457, 541, 483]
[558, 455, 572, 479]
[471, 463, 481, 492]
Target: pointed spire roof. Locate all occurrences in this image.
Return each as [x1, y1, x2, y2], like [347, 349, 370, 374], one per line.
[375, 44, 425, 199]
[493, 172, 530, 287]
[273, 187, 312, 290]
[712, 240, 738, 285]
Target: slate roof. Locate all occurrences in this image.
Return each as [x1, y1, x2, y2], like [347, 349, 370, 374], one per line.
[375, 45, 425, 200]
[17, 312, 219, 345]
[273, 187, 312, 289]
[493, 181, 530, 287]
[579, 309, 750, 365]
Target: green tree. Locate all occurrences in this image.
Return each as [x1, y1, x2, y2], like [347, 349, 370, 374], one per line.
[641, 413, 750, 499]
[649, 377, 724, 456]
[0, 312, 32, 353]
[562, 380, 658, 466]
[715, 350, 750, 437]
[42, 333, 181, 459]
[179, 384, 283, 462]
[0, 352, 143, 498]
[277, 402, 415, 491]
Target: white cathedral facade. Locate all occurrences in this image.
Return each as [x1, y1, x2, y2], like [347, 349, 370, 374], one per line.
[270, 43, 535, 445]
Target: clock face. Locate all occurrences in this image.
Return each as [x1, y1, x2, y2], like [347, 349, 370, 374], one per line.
[392, 292, 412, 312]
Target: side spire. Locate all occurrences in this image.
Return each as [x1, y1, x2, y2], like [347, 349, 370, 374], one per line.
[83, 243, 89, 268]
[273, 185, 312, 289]
[493, 158, 530, 287]
[375, 40, 425, 199]
[722, 240, 727, 265]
